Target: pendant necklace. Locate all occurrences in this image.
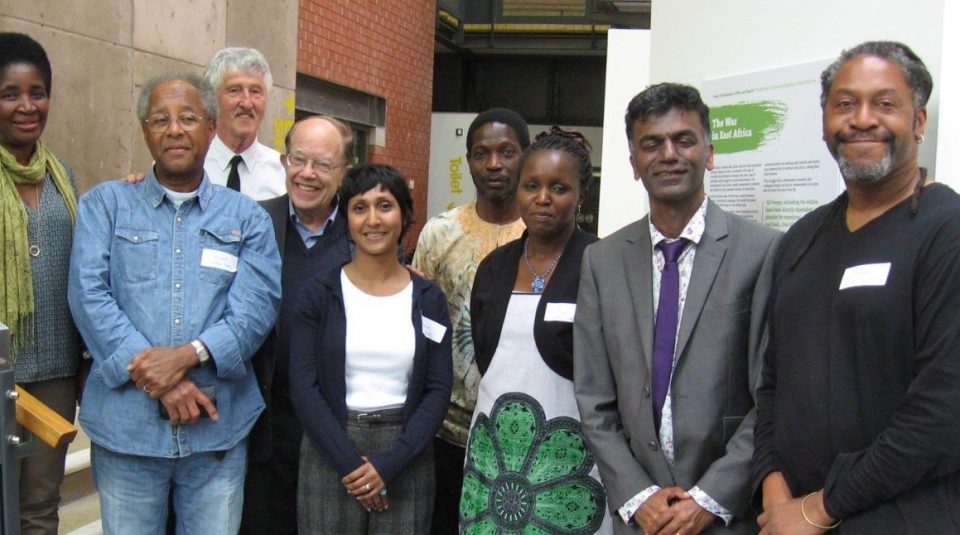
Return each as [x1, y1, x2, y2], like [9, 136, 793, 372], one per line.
[523, 237, 562, 294]
[28, 184, 42, 257]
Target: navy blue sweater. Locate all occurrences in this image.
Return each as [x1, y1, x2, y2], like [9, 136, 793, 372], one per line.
[286, 265, 453, 483]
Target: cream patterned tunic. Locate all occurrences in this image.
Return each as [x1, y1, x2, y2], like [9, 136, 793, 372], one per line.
[412, 202, 525, 447]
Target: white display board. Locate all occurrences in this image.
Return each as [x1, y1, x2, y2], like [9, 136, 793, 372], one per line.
[702, 60, 842, 230]
[935, 0, 960, 183]
[597, 29, 652, 237]
[650, 0, 947, 189]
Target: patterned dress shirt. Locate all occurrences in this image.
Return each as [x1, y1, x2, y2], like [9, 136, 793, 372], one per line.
[618, 198, 733, 527]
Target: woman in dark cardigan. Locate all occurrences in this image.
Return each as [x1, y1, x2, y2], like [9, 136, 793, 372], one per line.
[459, 128, 612, 534]
[288, 164, 452, 533]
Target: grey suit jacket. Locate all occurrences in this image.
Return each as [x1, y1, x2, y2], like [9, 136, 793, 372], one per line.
[574, 200, 779, 534]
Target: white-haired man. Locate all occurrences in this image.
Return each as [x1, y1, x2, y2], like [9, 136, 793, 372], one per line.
[68, 73, 281, 534]
[203, 47, 285, 200]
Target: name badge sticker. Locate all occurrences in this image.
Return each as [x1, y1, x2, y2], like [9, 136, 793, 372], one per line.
[422, 316, 447, 343]
[839, 262, 890, 290]
[200, 248, 239, 273]
[544, 302, 577, 323]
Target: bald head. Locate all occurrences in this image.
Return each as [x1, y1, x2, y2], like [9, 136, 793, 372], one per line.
[284, 115, 354, 166]
[282, 116, 354, 228]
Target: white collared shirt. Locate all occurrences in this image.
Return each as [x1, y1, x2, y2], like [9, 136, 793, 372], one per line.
[204, 134, 286, 201]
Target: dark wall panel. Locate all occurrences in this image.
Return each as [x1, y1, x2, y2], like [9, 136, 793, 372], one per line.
[433, 55, 605, 126]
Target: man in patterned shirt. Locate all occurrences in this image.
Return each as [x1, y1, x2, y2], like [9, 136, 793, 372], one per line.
[411, 108, 529, 534]
[574, 83, 779, 534]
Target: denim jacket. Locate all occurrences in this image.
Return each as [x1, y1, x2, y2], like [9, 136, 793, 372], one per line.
[68, 170, 282, 457]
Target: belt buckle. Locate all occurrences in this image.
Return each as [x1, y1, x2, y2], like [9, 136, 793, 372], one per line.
[357, 412, 382, 423]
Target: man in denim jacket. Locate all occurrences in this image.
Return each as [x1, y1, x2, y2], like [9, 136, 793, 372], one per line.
[67, 73, 281, 535]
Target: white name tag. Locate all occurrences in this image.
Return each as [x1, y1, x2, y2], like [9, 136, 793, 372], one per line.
[421, 316, 447, 343]
[544, 302, 576, 323]
[839, 263, 890, 290]
[200, 248, 238, 273]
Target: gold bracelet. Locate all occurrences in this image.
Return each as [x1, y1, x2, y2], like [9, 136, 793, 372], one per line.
[800, 491, 842, 530]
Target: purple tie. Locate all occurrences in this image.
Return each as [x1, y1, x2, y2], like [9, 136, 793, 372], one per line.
[652, 239, 688, 433]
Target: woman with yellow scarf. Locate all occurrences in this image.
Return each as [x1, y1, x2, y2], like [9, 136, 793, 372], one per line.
[0, 32, 80, 534]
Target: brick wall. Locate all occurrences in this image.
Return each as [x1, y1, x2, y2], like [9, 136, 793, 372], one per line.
[298, 0, 436, 249]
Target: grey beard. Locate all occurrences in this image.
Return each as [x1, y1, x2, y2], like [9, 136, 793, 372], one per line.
[836, 147, 893, 184]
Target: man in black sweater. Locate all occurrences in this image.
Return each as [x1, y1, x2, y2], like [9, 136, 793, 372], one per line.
[754, 41, 960, 533]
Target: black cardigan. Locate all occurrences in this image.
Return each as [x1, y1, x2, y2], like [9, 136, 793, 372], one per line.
[471, 228, 597, 380]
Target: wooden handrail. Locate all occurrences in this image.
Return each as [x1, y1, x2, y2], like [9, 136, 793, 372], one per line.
[14, 385, 77, 448]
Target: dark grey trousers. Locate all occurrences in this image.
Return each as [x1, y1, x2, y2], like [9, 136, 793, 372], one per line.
[298, 419, 435, 534]
[19, 377, 76, 535]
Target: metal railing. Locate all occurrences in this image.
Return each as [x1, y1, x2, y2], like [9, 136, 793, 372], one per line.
[1, 325, 37, 534]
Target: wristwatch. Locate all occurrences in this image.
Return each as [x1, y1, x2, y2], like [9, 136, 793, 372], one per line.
[190, 339, 211, 367]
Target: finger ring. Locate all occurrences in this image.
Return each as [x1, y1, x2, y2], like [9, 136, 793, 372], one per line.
[380, 488, 387, 496]
[365, 483, 371, 491]
[142, 385, 151, 394]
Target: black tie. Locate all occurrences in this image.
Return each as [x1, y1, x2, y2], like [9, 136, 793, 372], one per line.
[227, 154, 243, 191]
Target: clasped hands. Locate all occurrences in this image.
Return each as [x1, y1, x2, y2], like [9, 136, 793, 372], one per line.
[634, 487, 716, 535]
[127, 344, 217, 424]
[342, 456, 388, 513]
[757, 472, 836, 535]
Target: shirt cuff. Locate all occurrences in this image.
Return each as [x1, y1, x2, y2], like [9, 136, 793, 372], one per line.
[102, 336, 151, 389]
[199, 323, 244, 379]
[688, 486, 732, 526]
[618, 485, 661, 525]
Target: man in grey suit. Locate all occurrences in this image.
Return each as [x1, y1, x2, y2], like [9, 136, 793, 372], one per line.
[574, 83, 779, 534]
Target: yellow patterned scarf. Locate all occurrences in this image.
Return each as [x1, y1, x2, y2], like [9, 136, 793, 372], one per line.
[0, 141, 77, 356]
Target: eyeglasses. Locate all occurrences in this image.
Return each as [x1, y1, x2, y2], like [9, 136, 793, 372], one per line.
[143, 113, 209, 133]
[286, 153, 345, 175]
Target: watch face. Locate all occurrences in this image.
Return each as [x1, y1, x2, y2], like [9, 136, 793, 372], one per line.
[192, 340, 209, 363]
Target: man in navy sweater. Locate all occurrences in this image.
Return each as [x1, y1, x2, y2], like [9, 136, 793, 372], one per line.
[240, 115, 355, 534]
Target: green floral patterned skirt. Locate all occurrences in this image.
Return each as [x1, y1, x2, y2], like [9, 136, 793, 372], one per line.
[459, 393, 607, 534]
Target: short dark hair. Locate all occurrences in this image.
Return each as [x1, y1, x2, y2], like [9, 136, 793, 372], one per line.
[339, 164, 414, 244]
[0, 33, 53, 94]
[625, 83, 710, 147]
[520, 126, 593, 194]
[466, 107, 530, 153]
[284, 115, 356, 167]
[820, 41, 932, 109]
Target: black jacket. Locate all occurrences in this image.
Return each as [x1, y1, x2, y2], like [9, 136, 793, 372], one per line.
[471, 228, 597, 380]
